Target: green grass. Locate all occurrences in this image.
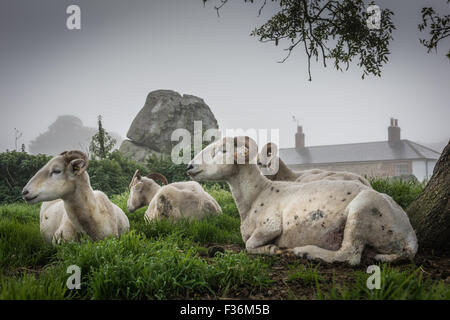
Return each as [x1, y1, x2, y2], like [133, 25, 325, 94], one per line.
[0, 183, 448, 300]
[111, 191, 242, 245]
[0, 272, 69, 300]
[0, 186, 269, 299]
[287, 262, 325, 286]
[52, 232, 270, 299]
[320, 264, 450, 300]
[0, 204, 56, 273]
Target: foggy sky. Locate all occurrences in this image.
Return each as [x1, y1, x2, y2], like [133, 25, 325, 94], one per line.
[0, 0, 449, 152]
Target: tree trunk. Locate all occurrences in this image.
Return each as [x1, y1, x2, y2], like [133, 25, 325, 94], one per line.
[407, 140, 450, 254]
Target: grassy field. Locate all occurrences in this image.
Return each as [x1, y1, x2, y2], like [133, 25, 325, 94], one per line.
[0, 181, 449, 300]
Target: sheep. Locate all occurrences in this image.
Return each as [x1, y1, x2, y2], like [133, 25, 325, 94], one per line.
[258, 142, 371, 186]
[127, 170, 222, 221]
[22, 150, 129, 244]
[187, 136, 417, 265]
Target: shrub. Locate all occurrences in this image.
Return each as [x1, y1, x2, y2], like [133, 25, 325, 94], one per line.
[146, 154, 190, 182]
[88, 150, 147, 197]
[369, 177, 425, 209]
[0, 151, 51, 203]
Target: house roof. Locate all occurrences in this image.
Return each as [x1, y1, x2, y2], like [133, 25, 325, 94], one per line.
[279, 139, 441, 165]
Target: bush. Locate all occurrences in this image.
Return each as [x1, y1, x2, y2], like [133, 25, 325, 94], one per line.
[0, 151, 51, 203]
[88, 151, 146, 197]
[369, 177, 425, 209]
[145, 153, 230, 189]
[146, 154, 191, 182]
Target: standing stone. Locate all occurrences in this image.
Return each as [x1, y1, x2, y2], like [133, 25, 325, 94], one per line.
[120, 90, 219, 162]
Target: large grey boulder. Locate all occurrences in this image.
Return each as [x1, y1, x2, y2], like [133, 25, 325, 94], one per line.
[120, 90, 219, 161]
[119, 140, 163, 163]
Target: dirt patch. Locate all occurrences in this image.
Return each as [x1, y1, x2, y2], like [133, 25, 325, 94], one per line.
[201, 244, 450, 300]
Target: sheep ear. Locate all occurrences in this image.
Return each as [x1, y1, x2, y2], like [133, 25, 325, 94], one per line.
[129, 170, 141, 188]
[260, 143, 278, 164]
[259, 143, 279, 176]
[233, 136, 258, 164]
[69, 159, 87, 176]
[135, 170, 142, 180]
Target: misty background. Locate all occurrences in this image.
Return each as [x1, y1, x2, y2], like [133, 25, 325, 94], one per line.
[0, 0, 449, 153]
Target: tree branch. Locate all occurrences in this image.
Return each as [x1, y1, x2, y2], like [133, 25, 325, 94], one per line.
[214, 0, 229, 17]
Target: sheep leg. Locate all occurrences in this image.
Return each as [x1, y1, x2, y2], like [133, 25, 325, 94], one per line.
[247, 244, 283, 255]
[245, 215, 282, 255]
[291, 194, 373, 265]
[52, 217, 78, 244]
[374, 253, 406, 263]
[290, 216, 366, 266]
[291, 189, 414, 265]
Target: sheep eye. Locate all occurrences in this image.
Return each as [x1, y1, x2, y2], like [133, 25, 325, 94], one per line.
[52, 169, 62, 175]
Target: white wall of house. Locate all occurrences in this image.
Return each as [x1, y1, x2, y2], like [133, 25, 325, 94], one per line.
[427, 160, 437, 179]
[412, 160, 426, 181]
[412, 160, 436, 181]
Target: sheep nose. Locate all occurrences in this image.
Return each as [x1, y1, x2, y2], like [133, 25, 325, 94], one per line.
[22, 189, 29, 197]
[186, 164, 194, 171]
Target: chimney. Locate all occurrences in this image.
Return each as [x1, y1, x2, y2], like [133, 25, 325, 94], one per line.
[388, 118, 401, 142]
[295, 126, 305, 149]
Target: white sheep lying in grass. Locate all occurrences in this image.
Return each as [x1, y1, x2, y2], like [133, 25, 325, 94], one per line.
[127, 170, 222, 221]
[187, 136, 417, 265]
[258, 143, 371, 186]
[22, 151, 129, 244]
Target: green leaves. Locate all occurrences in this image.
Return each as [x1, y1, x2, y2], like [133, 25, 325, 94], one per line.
[369, 177, 425, 209]
[205, 0, 396, 80]
[251, 0, 395, 80]
[0, 151, 51, 203]
[418, 1, 450, 59]
[89, 115, 117, 160]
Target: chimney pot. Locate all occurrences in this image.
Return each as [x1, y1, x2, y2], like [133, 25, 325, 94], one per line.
[295, 126, 305, 149]
[388, 118, 401, 142]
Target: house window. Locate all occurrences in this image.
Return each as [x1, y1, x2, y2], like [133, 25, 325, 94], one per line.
[395, 163, 409, 176]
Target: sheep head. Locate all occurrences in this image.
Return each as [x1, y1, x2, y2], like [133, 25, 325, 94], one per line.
[257, 142, 280, 177]
[22, 150, 89, 204]
[187, 136, 259, 181]
[127, 170, 168, 213]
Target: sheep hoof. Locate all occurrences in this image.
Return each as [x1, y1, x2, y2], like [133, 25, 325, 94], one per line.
[208, 246, 225, 257]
